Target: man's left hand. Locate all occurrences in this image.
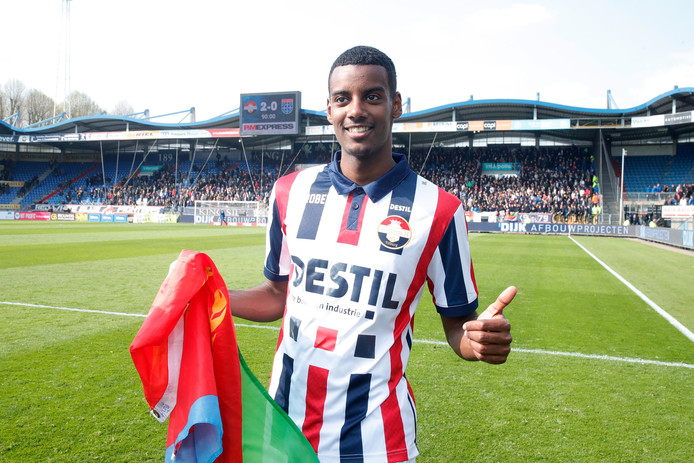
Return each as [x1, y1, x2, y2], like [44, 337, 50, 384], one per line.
[463, 286, 516, 364]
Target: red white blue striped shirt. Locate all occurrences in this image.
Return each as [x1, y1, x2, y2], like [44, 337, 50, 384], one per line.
[264, 153, 478, 463]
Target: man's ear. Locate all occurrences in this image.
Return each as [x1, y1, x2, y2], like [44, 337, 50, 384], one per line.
[392, 92, 403, 120]
[326, 98, 333, 124]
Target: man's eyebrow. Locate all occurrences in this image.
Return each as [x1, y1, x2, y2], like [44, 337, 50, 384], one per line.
[362, 86, 387, 95]
[330, 86, 388, 97]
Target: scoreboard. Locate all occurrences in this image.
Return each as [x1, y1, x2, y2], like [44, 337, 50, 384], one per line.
[240, 91, 301, 136]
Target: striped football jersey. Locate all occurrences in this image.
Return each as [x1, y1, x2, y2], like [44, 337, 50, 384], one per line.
[263, 153, 478, 463]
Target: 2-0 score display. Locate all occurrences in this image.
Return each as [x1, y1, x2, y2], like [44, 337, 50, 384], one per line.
[240, 91, 301, 136]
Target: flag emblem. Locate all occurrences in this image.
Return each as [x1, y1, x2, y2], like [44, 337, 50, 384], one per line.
[244, 100, 257, 114]
[281, 99, 294, 114]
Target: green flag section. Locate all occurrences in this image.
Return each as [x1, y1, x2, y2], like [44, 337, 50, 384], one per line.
[240, 352, 320, 462]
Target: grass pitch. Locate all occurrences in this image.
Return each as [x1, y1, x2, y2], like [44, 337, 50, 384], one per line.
[1, 222, 692, 462]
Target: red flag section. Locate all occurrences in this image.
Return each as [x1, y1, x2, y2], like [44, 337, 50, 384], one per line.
[130, 250, 242, 462]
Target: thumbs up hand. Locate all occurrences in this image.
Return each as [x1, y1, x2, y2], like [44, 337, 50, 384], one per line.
[462, 286, 516, 364]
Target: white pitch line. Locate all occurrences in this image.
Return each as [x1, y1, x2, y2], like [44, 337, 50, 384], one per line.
[0, 301, 147, 318]
[415, 339, 694, 369]
[3, 300, 693, 369]
[569, 235, 694, 344]
[511, 347, 694, 369]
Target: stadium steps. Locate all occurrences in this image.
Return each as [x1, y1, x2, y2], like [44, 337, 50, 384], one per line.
[662, 157, 674, 188]
[38, 163, 100, 203]
[12, 164, 55, 205]
[598, 148, 619, 215]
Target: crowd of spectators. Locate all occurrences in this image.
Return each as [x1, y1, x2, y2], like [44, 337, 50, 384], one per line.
[0, 160, 11, 196]
[42, 145, 601, 218]
[663, 183, 694, 206]
[67, 157, 281, 209]
[0, 159, 12, 196]
[15, 145, 694, 220]
[408, 145, 600, 220]
[53, 145, 334, 209]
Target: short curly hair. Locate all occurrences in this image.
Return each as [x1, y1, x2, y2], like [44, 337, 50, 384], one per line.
[328, 46, 397, 98]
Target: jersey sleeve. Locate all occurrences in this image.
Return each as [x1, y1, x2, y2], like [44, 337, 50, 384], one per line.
[426, 203, 479, 317]
[263, 181, 291, 282]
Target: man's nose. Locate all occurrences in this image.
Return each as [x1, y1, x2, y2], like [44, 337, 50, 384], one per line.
[347, 98, 368, 118]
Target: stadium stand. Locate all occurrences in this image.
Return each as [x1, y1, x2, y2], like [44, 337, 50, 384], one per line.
[619, 153, 694, 194]
[2, 145, 692, 217]
[16, 156, 278, 209]
[1, 143, 691, 221]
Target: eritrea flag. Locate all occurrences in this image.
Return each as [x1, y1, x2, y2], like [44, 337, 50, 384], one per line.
[130, 250, 318, 463]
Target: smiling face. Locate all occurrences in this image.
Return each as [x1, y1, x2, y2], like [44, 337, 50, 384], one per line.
[327, 64, 402, 164]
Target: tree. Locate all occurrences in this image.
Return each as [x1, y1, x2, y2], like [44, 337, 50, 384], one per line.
[4, 78, 26, 123]
[0, 89, 6, 120]
[60, 90, 103, 118]
[111, 100, 135, 116]
[25, 89, 55, 126]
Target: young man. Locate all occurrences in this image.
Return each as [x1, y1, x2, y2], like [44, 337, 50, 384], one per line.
[229, 46, 515, 463]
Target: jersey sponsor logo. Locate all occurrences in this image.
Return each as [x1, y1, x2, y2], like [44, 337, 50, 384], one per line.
[290, 256, 400, 310]
[389, 204, 411, 213]
[307, 193, 328, 204]
[377, 216, 412, 250]
[297, 168, 332, 240]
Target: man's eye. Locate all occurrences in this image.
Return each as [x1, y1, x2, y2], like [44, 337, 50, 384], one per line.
[335, 96, 347, 104]
[367, 94, 380, 101]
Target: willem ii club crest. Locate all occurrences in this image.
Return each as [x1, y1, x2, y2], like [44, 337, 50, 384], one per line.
[377, 216, 412, 250]
[244, 100, 257, 114]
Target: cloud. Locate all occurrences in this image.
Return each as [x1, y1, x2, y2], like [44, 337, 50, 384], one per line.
[623, 49, 694, 108]
[461, 3, 555, 34]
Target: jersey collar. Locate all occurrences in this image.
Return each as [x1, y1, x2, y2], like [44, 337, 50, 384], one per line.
[328, 152, 410, 203]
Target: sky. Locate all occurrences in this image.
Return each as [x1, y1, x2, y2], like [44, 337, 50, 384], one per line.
[2, 0, 693, 123]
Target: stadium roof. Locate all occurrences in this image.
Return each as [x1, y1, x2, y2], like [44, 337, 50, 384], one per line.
[2, 87, 693, 154]
[395, 87, 694, 146]
[404, 87, 694, 120]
